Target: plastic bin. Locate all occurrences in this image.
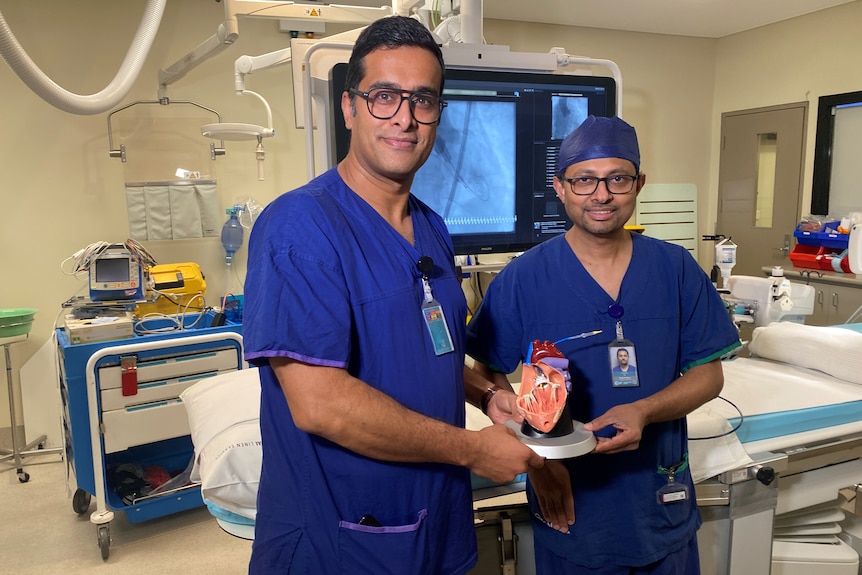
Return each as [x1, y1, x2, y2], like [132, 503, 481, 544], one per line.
[795, 221, 849, 250]
[0, 308, 37, 338]
[789, 244, 846, 271]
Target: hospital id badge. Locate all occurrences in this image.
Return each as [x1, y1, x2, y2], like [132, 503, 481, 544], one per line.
[422, 299, 454, 356]
[657, 476, 689, 505]
[608, 339, 639, 388]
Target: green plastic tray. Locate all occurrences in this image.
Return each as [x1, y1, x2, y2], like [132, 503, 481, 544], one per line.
[0, 308, 38, 338]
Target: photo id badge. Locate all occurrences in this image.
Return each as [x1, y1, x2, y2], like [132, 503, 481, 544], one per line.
[608, 340, 639, 388]
[422, 300, 454, 356]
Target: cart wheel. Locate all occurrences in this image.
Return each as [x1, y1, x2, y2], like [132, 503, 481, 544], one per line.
[98, 526, 111, 560]
[17, 469, 29, 483]
[72, 489, 92, 514]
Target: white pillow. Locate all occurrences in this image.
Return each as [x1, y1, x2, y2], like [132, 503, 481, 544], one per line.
[196, 420, 261, 519]
[748, 323, 862, 385]
[180, 367, 262, 520]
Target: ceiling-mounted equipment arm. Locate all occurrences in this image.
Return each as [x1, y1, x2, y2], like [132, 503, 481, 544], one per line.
[158, 22, 240, 102]
[551, 48, 624, 118]
[234, 47, 293, 93]
[157, 0, 387, 100]
[0, 0, 166, 115]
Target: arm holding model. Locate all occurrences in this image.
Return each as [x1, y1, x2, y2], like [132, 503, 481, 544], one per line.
[464, 361, 524, 425]
[273, 357, 544, 483]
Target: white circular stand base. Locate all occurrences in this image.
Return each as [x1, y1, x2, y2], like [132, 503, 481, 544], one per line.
[504, 419, 597, 459]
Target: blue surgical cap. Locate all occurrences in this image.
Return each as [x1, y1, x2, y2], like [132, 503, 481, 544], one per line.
[557, 115, 640, 174]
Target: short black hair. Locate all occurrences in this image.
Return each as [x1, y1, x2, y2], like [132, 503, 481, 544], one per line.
[344, 16, 445, 98]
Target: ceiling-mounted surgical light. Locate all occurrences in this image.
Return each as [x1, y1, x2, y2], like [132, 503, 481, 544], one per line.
[201, 89, 275, 141]
[199, 45, 290, 179]
[201, 88, 275, 179]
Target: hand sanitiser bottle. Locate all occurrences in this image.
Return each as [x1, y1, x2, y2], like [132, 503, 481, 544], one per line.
[715, 237, 737, 289]
[221, 207, 244, 265]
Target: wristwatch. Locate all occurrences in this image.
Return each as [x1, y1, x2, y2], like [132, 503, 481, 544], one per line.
[480, 385, 504, 415]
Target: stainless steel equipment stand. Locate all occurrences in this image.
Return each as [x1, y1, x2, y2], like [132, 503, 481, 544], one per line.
[697, 452, 788, 575]
[0, 334, 62, 482]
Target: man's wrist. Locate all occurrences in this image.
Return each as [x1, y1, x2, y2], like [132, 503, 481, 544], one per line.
[480, 385, 504, 415]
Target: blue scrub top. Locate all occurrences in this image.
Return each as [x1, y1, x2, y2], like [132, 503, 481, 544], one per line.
[466, 232, 740, 568]
[243, 168, 476, 574]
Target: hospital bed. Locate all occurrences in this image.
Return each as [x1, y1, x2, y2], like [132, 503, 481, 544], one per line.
[180, 322, 862, 574]
[693, 322, 862, 575]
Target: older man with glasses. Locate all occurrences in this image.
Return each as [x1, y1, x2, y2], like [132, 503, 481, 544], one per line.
[466, 115, 741, 574]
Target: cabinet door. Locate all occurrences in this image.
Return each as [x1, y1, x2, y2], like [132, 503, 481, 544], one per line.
[829, 284, 862, 324]
[809, 287, 829, 326]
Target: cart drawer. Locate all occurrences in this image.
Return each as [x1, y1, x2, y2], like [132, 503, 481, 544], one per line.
[102, 399, 190, 454]
[98, 348, 239, 392]
[100, 370, 225, 412]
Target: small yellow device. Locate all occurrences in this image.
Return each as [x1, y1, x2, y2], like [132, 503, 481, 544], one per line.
[136, 262, 207, 317]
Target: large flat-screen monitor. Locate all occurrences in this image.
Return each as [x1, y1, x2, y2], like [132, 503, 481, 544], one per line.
[329, 64, 616, 255]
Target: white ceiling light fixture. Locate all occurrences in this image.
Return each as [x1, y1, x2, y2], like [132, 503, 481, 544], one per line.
[200, 90, 275, 142]
[200, 48, 289, 180]
[200, 89, 274, 181]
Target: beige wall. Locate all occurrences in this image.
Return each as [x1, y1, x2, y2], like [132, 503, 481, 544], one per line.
[709, 1, 862, 243]
[0, 0, 859, 425]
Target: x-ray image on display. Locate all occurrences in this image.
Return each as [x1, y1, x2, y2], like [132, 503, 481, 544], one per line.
[411, 100, 516, 235]
[551, 95, 589, 141]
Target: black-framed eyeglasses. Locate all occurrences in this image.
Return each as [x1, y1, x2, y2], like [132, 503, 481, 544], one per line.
[349, 88, 447, 125]
[560, 174, 639, 196]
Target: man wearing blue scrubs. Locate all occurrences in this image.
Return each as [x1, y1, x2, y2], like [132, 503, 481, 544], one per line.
[466, 116, 741, 574]
[243, 16, 544, 574]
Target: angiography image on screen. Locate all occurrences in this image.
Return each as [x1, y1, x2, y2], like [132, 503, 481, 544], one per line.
[551, 95, 589, 141]
[410, 99, 516, 236]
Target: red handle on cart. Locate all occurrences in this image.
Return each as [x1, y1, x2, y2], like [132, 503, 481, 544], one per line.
[121, 356, 138, 396]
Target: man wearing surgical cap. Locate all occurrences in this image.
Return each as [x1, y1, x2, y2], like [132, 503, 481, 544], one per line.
[467, 116, 740, 574]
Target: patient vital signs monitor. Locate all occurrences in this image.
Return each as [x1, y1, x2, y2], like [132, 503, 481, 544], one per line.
[330, 64, 617, 255]
[88, 244, 144, 302]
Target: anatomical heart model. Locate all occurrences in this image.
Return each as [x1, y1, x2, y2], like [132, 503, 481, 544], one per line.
[518, 340, 574, 436]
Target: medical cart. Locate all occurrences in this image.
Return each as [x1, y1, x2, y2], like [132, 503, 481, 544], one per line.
[56, 314, 243, 560]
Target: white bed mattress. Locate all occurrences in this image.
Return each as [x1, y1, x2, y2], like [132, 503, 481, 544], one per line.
[686, 354, 862, 483]
[698, 357, 862, 453]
